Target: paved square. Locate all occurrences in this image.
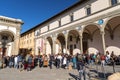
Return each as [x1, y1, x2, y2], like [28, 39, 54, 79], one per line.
[0, 67, 78, 80]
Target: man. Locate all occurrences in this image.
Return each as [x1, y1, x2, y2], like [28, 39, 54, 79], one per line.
[77, 54, 86, 80]
[14, 55, 18, 68]
[17, 54, 23, 71]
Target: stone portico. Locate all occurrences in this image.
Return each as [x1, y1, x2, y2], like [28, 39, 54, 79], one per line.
[0, 16, 23, 56]
[34, 0, 120, 56]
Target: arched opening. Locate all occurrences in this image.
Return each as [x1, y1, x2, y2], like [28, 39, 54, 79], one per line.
[0, 31, 14, 56]
[46, 37, 52, 54]
[83, 24, 101, 54]
[68, 30, 80, 55]
[57, 33, 65, 54]
[82, 32, 89, 53]
[105, 16, 120, 55]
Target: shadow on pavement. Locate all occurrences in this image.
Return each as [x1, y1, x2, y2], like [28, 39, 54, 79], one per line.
[69, 73, 79, 80]
[90, 69, 112, 80]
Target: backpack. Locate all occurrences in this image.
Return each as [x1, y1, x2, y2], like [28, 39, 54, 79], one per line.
[18, 55, 22, 62]
[77, 54, 83, 61]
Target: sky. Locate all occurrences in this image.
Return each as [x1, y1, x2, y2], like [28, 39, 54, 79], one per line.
[0, 0, 79, 33]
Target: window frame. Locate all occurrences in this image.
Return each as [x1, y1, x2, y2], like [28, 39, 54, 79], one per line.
[86, 7, 91, 16]
[111, 0, 118, 6]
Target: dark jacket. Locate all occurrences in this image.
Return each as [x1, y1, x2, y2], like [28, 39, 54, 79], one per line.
[77, 61, 85, 71]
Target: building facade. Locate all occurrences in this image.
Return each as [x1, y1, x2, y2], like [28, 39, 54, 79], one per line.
[19, 29, 35, 55]
[34, 0, 120, 56]
[0, 16, 23, 56]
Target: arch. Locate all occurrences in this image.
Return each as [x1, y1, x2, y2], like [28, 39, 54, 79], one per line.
[57, 33, 65, 54]
[105, 16, 120, 55]
[83, 24, 103, 54]
[0, 30, 15, 56]
[46, 36, 53, 47]
[68, 29, 80, 55]
[0, 29, 15, 39]
[84, 24, 100, 41]
[57, 33, 65, 45]
[46, 36, 53, 54]
[105, 16, 120, 40]
[68, 29, 79, 38]
[113, 24, 120, 33]
[104, 15, 120, 28]
[83, 23, 100, 30]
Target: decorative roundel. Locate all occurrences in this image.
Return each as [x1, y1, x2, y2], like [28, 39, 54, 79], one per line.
[98, 19, 104, 25]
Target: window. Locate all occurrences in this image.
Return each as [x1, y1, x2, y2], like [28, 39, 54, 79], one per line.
[70, 45, 73, 49]
[2, 36, 8, 40]
[70, 13, 73, 22]
[86, 7, 91, 15]
[111, 0, 118, 5]
[58, 19, 61, 27]
[74, 44, 76, 49]
[30, 33, 31, 37]
[69, 36, 72, 41]
[27, 40, 28, 44]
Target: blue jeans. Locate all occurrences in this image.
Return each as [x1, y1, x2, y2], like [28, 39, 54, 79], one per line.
[73, 62, 77, 69]
[79, 70, 86, 80]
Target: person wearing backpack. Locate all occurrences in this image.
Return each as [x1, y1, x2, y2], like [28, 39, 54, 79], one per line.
[77, 54, 86, 80]
[18, 54, 23, 71]
[27, 55, 33, 71]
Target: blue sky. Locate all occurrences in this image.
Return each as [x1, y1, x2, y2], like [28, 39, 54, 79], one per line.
[0, 0, 79, 33]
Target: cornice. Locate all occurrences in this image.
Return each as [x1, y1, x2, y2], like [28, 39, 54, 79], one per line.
[0, 15, 24, 25]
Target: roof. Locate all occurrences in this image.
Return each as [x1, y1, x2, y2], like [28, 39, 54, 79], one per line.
[21, 0, 88, 35]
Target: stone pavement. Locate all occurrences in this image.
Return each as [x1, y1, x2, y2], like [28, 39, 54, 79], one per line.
[0, 65, 120, 80]
[87, 64, 120, 80]
[0, 66, 79, 80]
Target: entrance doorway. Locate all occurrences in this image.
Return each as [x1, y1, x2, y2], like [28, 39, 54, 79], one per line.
[70, 44, 73, 55]
[2, 48, 6, 56]
[83, 32, 89, 53]
[83, 41, 88, 53]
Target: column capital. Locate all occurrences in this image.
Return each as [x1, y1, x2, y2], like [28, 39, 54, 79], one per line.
[100, 30, 105, 35]
[79, 31, 83, 36]
[79, 35, 83, 39]
[58, 19, 61, 21]
[69, 13, 73, 16]
[62, 30, 69, 34]
[51, 34, 57, 42]
[76, 26, 82, 31]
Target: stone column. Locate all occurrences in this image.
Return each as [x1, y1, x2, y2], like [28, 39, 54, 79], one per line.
[14, 28, 21, 55]
[79, 32, 83, 54]
[11, 41, 15, 55]
[14, 36, 20, 55]
[43, 37, 47, 54]
[63, 30, 69, 54]
[76, 26, 83, 54]
[52, 35, 57, 54]
[100, 31, 106, 55]
[65, 34, 68, 54]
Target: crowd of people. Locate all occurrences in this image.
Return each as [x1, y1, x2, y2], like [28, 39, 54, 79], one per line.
[0, 51, 120, 72]
[0, 51, 120, 80]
